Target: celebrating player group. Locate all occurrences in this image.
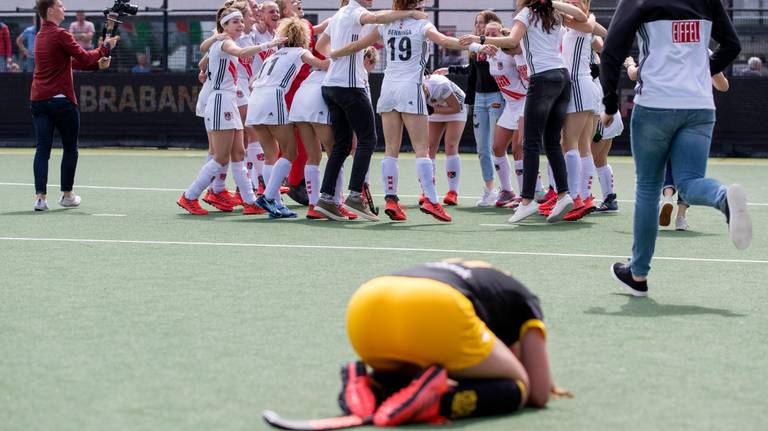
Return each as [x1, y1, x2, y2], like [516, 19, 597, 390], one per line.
[179, 0, 623, 225]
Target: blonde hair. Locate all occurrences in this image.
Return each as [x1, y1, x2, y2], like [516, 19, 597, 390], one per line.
[277, 16, 310, 48]
[275, 0, 293, 17]
[216, 7, 241, 33]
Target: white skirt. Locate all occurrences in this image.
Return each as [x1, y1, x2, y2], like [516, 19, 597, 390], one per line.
[376, 80, 428, 115]
[567, 75, 596, 114]
[204, 91, 243, 131]
[601, 113, 624, 140]
[288, 81, 330, 125]
[592, 78, 605, 115]
[196, 81, 213, 118]
[236, 80, 250, 107]
[496, 98, 525, 130]
[428, 104, 468, 123]
[245, 86, 290, 126]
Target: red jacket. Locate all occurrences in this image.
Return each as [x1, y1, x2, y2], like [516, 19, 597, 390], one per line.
[0, 23, 11, 58]
[30, 20, 108, 104]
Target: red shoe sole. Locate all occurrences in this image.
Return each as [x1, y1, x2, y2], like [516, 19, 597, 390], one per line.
[420, 206, 452, 222]
[177, 201, 208, 215]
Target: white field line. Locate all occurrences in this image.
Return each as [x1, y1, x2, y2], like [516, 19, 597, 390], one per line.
[1, 182, 767, 207]
[92, 214, 127, 217]
[0, 236, 766, 265]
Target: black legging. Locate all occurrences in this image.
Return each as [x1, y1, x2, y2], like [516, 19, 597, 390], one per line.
[521, 68, 571, 200]
[320, 86, 377, 195]
[31, 98, 80, 195]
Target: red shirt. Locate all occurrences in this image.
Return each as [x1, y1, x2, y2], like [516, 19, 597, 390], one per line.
[30, 20, 108, 104]
[0, 23, 11, 58]
[286, 20, 325, 108]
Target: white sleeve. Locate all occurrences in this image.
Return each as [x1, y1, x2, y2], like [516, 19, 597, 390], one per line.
[352, 7, 366, 26]
[514, 7, 531, 28]
[422, 21, 436, 37]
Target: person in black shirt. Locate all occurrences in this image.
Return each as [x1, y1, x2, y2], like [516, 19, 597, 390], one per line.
[339, 259, 571, 426]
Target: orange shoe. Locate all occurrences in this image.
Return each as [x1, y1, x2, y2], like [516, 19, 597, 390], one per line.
[418, 193, 426, 205]
[541, 186, 557, 203]
[338, 204, 358, 220]
[538, 195, 558, 215]
[306, 204, 328, 220]
[177, 194, 208, 215]
[280, 185, 290, 195]
[242, 202, 267, 215]
[229, 188, 243, 207]
[443, 190, 458, 206]
[384, 196, 407, 221]
[373, 366, 449, 427]
[338, 361, 377, 418]
[420, 200, 452, 222]
[203, 189, 235, 212]
[563, 196, 588, 221]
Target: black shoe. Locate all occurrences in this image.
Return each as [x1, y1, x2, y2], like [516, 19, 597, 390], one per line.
[286, 179, 309, 206]
[595, 193, 619, 213]
[610, 262, 648, 297]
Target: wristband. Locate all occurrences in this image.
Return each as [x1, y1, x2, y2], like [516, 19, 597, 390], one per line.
[468, 42, 482, 53]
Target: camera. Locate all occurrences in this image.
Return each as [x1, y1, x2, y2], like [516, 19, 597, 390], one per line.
[104, 0, 139, 17]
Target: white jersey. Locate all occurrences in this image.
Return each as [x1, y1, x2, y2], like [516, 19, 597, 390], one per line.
[378, 18, 434, 84]
[323, 0, 371, 88]
[488, 50, 527, 103]
[253, 47, 308, 89]
[235, 33, 256, 81]
[514, 7, 566, 76]
[250, 28, 277, 73]
[514, 53, 530, 87]
[562, 28, 592, 80]
[208, 40, 238, 93]
[424, 74, 465, 107]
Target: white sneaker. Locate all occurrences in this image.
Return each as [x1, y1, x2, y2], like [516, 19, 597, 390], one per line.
[34, 198, 49, 211]
[675, 216, 689, 231]
[507, 201, 538, 223]
[475, 188, 498, 207]
[726, 184, 752, 250]
[58, 194, 81, 208]
[659, 195, 674, 226]
[547, 194, 574, 223]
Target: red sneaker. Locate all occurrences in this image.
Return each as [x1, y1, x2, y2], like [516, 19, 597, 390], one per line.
[228, 189, 243, 207]
[538, 195, 558, 215]
[563, 196, 587, 221]
[384, 196, 407, 221]
[542, 186, 557, 203]
[443, 190, 458, 206]
[280, 185, 290, 195]
[418, 193, 426, 206]
[242, 201, 267, 215]
[306, 205, 328, 220]
[338, 361, 377, 418]
[338, 204, 358, 220]
[420, 200, 452, 222]
[373, 366, 449, 427]
[177, 194, 208, 215]
[203, 189, 235, 212]
[257, 176, 266, 196]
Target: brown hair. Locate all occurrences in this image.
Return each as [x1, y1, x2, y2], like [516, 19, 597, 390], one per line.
[473, 10, 501, 36]
[36, 0, 56, 20]
[275, 0, 292, 17]
[525, 0, 559, 34]
[392, 0, 419, 10]
[485, 21, 510, 37]
[216, 7, 241, 34]
[277, 16, 310, 48]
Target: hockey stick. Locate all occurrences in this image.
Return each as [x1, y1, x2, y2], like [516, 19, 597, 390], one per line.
[262, 410, 371, 431]
[362, 183, 379, 216]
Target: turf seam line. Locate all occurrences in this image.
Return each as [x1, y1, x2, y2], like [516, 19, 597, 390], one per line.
[1, 237, 766, 264]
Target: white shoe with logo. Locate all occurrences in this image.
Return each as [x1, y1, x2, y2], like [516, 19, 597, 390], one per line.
[475, 188, 498, 207]
[58, 194, 82, 208]
[34, 198, 49, 212]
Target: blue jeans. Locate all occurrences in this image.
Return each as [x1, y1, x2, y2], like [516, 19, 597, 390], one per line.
[629, 106, 727, 277]
[473, 92, 504, 182]
[31, 98, 81, 194]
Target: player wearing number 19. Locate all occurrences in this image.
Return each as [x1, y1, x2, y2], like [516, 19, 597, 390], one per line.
[330, 0, 468, 222]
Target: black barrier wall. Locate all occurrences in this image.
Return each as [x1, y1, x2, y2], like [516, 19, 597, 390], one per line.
[0, 73, 766, 156]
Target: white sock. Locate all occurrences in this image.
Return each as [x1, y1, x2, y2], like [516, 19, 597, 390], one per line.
[231, 161, 256, 204]
[547, 161, 557, 191]
[246, 142, 264, 188]
[186, 160, 222, 200]
[206, 153, 213, 162]
[364, 170, 370, 186]
[536, 172, 544, 193]
[416, 157, 438, 204]
[305, 164, 321, 206]
[211, 162, 229, 193]
[263, 164, 273, 188]
[381, 156, 399, 196]
[565, 149, 581, 200]
[334, 166, 345, 205]
[581, 155, 596, 200]
[514, 159, 524, 193]
[494, 155, 513, 192]
[597, 164, 615, 198]
[265, 158, 291, 201]
[431, 158, 437, 178]
[445, 155, 461, 193]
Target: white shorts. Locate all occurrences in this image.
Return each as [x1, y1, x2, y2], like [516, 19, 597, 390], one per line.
[567, 76, 595, 114]
[600, 113, 624, 140]
[288, 82, 330, 125]
[592, 78, 605, 115]
[428, 104, 467, 123]
[196, 82, 212, 118]
[245, 87, 290, 126]
[204, 91, 243, 131]
[236, 80, 250, 107]
[376, 80, 428, 115]
[496, 98, 525, 130]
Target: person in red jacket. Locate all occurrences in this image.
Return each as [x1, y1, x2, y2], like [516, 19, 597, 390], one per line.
[0, 21, 12, 72]
[30, 0, 118, 211]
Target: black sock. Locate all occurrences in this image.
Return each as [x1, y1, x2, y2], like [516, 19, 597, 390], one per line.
[370, 371, 416, 404]
[439, 378, 525, 419]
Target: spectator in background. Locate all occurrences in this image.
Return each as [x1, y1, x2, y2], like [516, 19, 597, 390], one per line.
[17, 20, 37, 72]
[743, 56, 765, 77]
[68, 10, 95, 50]
[131, 53, 152, 73]
[0, 21, 12, 72]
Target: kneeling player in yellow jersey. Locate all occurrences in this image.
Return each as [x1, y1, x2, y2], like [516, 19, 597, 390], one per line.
[341, 259, 572, 427]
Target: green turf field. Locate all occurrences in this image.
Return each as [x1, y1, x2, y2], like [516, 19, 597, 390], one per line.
[1, 148, 766, 431]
